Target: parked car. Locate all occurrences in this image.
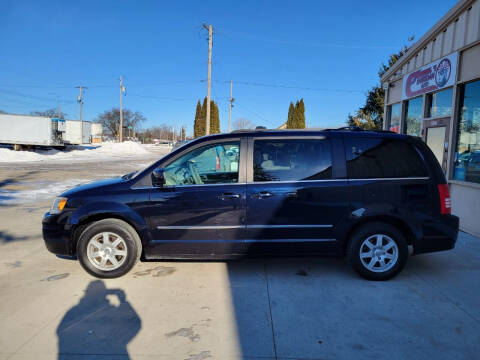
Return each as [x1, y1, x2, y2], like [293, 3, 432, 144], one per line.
[171, 140, 190, 151]
[43, 129, 459, 280]
[465, 150, 480, 183]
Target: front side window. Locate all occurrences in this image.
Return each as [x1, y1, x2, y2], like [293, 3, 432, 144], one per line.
[164, 141, 240, 186]
[389, 103, 401, 133]
[453, 80, 480, 184]
[253, 139, 332, 182]
[344, 137, 428, 179]
[405, 96, 423, 137]
[427, 87, 453, 118]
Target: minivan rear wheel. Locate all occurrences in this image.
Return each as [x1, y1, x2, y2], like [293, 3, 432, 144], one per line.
[347, 222, 408, 281]
[77, 219, 142, 279]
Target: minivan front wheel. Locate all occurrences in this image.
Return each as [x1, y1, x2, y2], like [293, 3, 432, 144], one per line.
[77, 219, 142, 279]
[347, 222, 408, 281]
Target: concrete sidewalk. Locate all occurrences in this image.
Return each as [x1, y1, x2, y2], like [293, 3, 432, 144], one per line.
[1, 212, 479, 360]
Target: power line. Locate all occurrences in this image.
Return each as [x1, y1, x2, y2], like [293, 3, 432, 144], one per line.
[213, 80, 363, 94]
[234, 102, 278, 128]
[128, 93, 196, 101]
[0, 88, 76, 104]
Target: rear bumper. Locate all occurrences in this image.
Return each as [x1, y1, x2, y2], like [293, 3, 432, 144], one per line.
[42, 212, 72, 256]
[415, 214, 459, 254]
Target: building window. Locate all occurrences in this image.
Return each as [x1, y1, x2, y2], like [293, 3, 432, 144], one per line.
[405, 96, 423, 136]
[426, 87, 453, 118]
[453, 80, 480, 183]
[388, 103, 401, 133]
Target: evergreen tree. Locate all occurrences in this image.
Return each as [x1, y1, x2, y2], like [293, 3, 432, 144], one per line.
[193, 101, 202, 138]
[287, 100, 305, 129]
[297, 98, 306, 129]
[194, 97, 221, 137]
[286, 102, 294, 129]
[210, 100, 220, 134]
[199, 97, 207, 136]
[293, 100, 300, 128]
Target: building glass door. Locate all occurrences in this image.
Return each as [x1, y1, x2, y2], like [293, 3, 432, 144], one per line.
[423, 118, 450, 172]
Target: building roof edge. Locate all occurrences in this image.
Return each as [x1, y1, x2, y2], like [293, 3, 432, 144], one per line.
[381, 0, 474, 83]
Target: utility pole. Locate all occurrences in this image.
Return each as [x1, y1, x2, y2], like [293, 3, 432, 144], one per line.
[75, 86, 87, 143]
[119, 76, 126, 142]
[228, 80, 235, 133]
[202, 23, 213, 135]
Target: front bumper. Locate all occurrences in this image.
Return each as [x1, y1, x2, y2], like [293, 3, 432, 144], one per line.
[415, 214, 459, 254]
[42, 212, 72, 256]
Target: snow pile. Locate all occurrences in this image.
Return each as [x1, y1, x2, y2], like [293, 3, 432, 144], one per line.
[0, 141, 161, 163]
[87, 141, 149, 156]
[0, 179, 89, 205]
[0, 148, 47, 162]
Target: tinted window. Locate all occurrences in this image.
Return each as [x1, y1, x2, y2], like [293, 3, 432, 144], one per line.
[253, 139, 332, 182]
[345, 137, 428, 178]
[164, 141, 240, 185]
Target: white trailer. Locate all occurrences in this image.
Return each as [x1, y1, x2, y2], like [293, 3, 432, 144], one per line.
[0, 113, 65, 149]
[90, 123, 103, 144]
[91, 123, 102, 137]
[64, 120, 92, 144]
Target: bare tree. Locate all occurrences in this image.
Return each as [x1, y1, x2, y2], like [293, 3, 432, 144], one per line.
[233, 117, 255, 130]
[95, 108, 145, 138]
[137, 124, 180, 143]
[30, 108, 67, 119]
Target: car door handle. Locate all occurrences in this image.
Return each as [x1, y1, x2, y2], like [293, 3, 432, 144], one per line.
[253, 191, 273, 199]
[218, 193, 241, 200]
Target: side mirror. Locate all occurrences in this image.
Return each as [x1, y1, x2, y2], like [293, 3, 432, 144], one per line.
[151, 168, 166, 187]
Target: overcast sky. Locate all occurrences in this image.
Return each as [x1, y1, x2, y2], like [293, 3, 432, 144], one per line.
[0, 0, 457, 134]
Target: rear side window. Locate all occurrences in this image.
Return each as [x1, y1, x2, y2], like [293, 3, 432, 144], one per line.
[344, 137, 428, 179]
[253, 139, 332, 182]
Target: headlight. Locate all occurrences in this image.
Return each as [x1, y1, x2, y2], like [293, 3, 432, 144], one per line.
[50, 197, 67, 214]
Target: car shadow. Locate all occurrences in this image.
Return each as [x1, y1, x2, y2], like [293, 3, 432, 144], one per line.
[56, 280, 141, 360]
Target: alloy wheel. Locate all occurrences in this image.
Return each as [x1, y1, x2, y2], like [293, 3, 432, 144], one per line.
[359, 234, 399, 273]
[86, 232, 128, 271]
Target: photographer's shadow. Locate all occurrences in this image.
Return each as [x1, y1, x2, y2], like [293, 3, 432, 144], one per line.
[56, 280, 141, 360]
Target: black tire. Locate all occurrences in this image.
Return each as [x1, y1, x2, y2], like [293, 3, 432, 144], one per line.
[77, 219, 142, 279]
[347, 222, 408, 281]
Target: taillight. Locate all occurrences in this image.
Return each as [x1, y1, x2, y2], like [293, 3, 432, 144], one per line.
[216, 156, 220, 170]
[437, 184, 451, 215]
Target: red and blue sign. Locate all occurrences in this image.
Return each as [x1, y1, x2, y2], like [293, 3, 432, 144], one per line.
[402, 52, 457, 100]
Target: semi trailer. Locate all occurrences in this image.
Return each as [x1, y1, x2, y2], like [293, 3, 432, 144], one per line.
[64, 120, 92, 145]
[0, 113, 65, 150]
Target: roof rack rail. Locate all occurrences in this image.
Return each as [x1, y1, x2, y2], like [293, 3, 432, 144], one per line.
[324, 126, 397, 134]
[324, 126, 364, 131]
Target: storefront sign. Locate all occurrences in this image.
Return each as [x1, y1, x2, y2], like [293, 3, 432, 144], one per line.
[402, 52, 458, 100]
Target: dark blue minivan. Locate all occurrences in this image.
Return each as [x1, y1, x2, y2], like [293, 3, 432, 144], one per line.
[43, 129, 459, 280]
